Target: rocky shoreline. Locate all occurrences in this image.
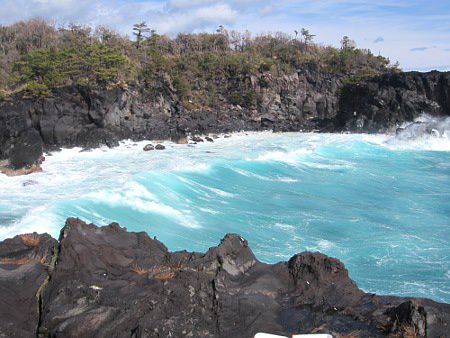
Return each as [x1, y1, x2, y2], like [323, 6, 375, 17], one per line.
[0, 218, 448, 337]
[1, 69, 449, 172]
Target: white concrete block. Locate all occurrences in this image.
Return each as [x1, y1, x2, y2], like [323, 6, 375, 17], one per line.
[254, 333, 288, 338]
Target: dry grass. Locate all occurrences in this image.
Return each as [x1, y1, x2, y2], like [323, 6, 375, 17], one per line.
[131, 263, 181, 280]
[0, 257, 35, 265]
[0, 85, 27, 98]
[388, 324, 419, 338]
[403, 325, 419, 338]
[131, 264, 151, 275]
[0, 252, 48, 265]
[154, 271, 176, 280]
[19, 233, 40, 247]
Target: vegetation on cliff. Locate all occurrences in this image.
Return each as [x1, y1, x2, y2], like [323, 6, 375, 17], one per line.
[0, 19, 394, 107]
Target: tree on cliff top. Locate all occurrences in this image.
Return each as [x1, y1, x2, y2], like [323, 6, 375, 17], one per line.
[133, 22, 151, 49]
[0, 19, 393, 100]
[301, 28, 315, 45]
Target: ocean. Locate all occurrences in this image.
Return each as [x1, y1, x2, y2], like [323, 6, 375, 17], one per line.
[1, 114, 449, 302]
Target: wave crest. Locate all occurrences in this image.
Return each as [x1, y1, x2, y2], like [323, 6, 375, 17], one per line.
[385, 114, 450, 151]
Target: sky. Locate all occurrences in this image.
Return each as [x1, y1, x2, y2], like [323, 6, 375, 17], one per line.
[0, 0, 449, 71]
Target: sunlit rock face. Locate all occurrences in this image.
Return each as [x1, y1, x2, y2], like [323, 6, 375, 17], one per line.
[1, 218, 449, 337]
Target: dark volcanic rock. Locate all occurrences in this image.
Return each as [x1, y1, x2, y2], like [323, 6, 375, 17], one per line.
[192, 136, 204, 142]
[0, 233, 57, 337]
[8, 129, 44, 169]
[155, 144, 165, 150]
[171, 130, 188, 144]
[336, 71, 450, 132]
[143, 144, 154, 151]
[0, 219, 446, 337]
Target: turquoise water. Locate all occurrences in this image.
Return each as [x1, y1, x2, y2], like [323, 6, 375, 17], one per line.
[1, 116, 450, 302]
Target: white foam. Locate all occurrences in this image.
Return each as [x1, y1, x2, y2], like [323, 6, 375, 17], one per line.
[253, 148, 312, 164]
[305, 239, 335, 251]
[173, 162, 211, 172]
[85, 182, 201, 228]
[204, 186, 236, 198]
[382, 114, 450, 151]
[317, 239, 334, 250]
[231, 167, 272, 181]
[275, 177, 298, 183]
[274, 223, 295, 230]
[302, 162, 348, 170]
[0, 205, 60, 240]
[198, 207, 221, 214]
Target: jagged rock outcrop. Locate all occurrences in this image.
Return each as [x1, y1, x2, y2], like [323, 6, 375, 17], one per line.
[337, 71, 450, 132]
[1, 70, 449, 171]
[0, 218, 449, 337]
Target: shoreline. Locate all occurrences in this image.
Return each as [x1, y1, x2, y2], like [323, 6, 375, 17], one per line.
[1, 70, 449, 173]
[2, 118, 449, 179]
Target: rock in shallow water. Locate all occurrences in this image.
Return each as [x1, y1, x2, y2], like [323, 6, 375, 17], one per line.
[155, 144, 165, 150]
[143, 144, 154, 151]
[192, 136, 204, 142]
[0, 218, 449, 337]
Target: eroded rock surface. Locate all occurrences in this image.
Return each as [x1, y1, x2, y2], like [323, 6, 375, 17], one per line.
[0, 233, 56, 337]
[0, 219, 449, 337]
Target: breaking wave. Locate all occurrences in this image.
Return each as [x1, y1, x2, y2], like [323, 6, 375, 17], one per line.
[1, 116, 449, 302]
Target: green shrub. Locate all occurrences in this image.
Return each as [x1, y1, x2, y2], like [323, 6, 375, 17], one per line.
[26, 81, 50, 96]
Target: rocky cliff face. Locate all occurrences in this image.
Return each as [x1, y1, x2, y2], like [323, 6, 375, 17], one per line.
[1, 69, 449, 170]
[337, 71, 450, 132]
[0, 218, 449, 337]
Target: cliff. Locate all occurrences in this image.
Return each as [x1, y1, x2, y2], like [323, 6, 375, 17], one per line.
[1, 69, 449, 171]
[337, 71, 450, 132]
[0, 218, 448, 337]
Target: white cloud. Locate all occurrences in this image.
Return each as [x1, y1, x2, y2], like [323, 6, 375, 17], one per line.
[260, 5, 275, 16]
[167, 0, 216, 9]
[156, 3, 237, 33]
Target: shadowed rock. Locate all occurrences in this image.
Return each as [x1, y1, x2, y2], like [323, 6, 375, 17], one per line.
[0, 233, 57, 337]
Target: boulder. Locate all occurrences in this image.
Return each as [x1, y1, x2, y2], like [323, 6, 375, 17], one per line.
[171, 131, 188, 144]
[143, 144, 154, 151]
[155, 144, 165, 150]
[191, 136, 204, 142]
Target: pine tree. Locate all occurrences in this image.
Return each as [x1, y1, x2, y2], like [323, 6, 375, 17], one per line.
[133, 22, 151, 49]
